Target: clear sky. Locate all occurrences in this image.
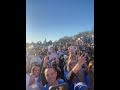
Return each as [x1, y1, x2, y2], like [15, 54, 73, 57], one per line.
[26, 0, 94, 43]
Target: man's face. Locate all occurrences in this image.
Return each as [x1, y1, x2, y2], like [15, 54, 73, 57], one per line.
[45, 68, 57, 84]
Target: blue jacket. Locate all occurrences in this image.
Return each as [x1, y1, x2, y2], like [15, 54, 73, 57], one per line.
[85, 74, 92, 89]
[64, 68, 86, 90]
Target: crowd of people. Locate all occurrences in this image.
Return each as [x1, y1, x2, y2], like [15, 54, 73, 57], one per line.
[26, 35, 94, 90]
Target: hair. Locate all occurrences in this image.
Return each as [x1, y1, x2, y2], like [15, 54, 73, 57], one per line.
[44, 66, 56, 74]
[30, 65, 40, 75]
[69, 53, 76, 61]
[66, 59, 71, 71]
[88, 60, 94, 71]
[87, 60, 94, 89]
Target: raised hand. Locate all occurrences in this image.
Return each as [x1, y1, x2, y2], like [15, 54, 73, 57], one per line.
[29, 75, 35, 85]
[43, 56, 49, 66]
[78, 52, 87, 66]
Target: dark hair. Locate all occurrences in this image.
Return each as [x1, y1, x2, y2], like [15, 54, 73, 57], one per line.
[44, 66, 56, 74]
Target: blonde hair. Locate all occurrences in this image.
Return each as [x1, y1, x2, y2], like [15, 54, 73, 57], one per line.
[66, 59, 71, 71]
[69, 53, 76, 60]
[88, 60, 94, 89]
[88, 60, 94, 71]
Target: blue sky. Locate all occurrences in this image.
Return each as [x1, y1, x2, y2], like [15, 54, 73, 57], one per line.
[26, 0, 94, 43]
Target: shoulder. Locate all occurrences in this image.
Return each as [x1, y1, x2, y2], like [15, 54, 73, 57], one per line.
[44, 84, 48, 90]
[58, 79, 64, 84]
[74, 82, 87, 90]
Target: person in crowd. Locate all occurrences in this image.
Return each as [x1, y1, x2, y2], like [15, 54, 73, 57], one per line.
[57, 46, 64, 59]
[69, 46, 76, 56]
[75, 49, 81, 61]
[85, 60, 94, 90]
[64, 54, 69, 63]
[48, 45, 54, 54]
[65, 53, 88, 90]
[26, 49, 41, 73]
[44, 66, 64, 90]
[26, 32, 94, 90]
[50, 58, 62, 79]
[40, 48, 47, 59]
[30, 50, 42, 66]
[26, 65, 43, 90]
[41, 55, 63, 85]
[41, 56, 49, 86]
[58, 54, 66, 79]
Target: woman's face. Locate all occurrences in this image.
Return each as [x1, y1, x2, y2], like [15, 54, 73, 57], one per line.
[33, 67, 40, 77]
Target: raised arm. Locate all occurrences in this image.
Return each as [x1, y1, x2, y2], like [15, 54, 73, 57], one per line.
[66, 53, 87, 80]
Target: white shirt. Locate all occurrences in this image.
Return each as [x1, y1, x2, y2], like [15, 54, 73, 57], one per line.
[26, 74, 40, 90]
